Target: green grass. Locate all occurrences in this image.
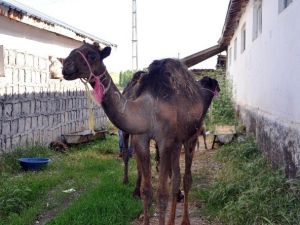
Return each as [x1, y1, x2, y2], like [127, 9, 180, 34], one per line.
[0, 135, 142, 225]
[195, 139, 300, 225]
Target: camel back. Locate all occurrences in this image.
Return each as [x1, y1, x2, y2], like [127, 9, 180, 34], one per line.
[136, 58, 200, 100]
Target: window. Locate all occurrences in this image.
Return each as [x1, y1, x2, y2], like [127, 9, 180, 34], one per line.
[228, 47, 232, 66]
[279, 0, 293, 13]
[241, 24, 246, 53]
[234, 38, 237, 60]
[253, 0, 262, 40]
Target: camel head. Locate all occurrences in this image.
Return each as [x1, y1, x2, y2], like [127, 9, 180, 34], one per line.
[62, 42, 111, 80]
[199, 76, 221, 96]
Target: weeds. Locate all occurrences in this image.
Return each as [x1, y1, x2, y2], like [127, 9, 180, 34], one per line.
[197, 139, 300, 225]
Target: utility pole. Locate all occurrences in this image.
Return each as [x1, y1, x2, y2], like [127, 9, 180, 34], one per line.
[132, 0, 138, 72]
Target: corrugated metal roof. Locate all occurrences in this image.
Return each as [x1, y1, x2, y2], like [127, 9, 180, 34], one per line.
[218, 0, 249, 47]
[0, 0, 117, 47]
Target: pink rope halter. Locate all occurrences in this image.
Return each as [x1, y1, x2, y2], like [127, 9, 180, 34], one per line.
[76, 50, 110, 104]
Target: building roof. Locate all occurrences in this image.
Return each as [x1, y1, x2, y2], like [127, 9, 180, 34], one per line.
[218, 0, 249, 47]
[0, 0, 117, 47]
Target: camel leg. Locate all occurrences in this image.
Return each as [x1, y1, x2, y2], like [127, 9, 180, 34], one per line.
[182, 136, 197, 225]
[122, 132, 130, 184]
[132, 135, 152, 225]
[167, 145, 181, 225]
[133, 156, 142, 198]
[203, 132, 208, 150]
[156, 141, 177, 225]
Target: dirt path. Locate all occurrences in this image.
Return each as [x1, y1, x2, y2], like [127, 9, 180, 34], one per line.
[132, 136, 222, 225]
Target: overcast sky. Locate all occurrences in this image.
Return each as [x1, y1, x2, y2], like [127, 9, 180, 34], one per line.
[17, 0, 229, 72]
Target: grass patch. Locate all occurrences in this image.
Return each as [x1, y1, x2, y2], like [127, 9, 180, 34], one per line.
[195, 139, 300, 225]
[0, 135, 142, 225]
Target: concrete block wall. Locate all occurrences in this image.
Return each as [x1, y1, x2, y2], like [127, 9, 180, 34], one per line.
[0, 47, 107, 152]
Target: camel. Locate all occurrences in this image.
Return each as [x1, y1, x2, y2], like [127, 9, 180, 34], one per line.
[124, 76, 220, 199]
[62, 42, 220, 225]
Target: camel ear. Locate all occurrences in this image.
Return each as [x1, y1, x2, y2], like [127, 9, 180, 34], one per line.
[93, 42, 100, 48]
[100, 47, 111, 59]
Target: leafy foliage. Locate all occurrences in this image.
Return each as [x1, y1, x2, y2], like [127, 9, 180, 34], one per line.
[119, 70, 133, 88]
[201, 70, 236, 129]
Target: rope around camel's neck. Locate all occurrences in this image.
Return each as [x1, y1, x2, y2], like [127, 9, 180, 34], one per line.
[76, 50, 111, 133]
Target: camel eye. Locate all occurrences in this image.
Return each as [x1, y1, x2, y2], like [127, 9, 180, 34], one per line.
[88, 53, 97, 62]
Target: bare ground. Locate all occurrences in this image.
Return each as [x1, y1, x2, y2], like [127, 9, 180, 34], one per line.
[132, 135, 222, 225]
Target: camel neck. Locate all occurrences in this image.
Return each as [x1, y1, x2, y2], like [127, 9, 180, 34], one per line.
[97, 71, 150, 134]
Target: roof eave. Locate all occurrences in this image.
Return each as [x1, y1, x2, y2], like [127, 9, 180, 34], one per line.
[0, 0, 117, 48]
[218, 0, 249, 47]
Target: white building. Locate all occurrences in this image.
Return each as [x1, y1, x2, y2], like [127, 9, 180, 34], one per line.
[219, 0, 300, 177]
[0, 0, 116, 152]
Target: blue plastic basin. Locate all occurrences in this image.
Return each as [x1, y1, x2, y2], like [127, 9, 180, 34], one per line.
[18, 157, 50, 171]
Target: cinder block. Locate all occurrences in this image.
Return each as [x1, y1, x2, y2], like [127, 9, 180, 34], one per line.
[12, 103, 21, 118]
[4, 103, 12, 118]
[8, 50, 16, 65]
[18, 118, 25, 133]
[26, 54, 34, 67]
[16, 52, 25, 66]
[32, 116, 38, 128]
[19, 69, 25, 83]
[5, 136, 11, 151]
[22, 101, 30, 116]
[25, 117, 31, 130]
[11, 119, 18, 134]
[11, 135, 20, 150]
[20, 134, 27, 146]
[2, 121, 10, 135]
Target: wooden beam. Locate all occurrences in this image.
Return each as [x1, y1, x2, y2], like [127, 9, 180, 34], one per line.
[181, 45, 226, 68]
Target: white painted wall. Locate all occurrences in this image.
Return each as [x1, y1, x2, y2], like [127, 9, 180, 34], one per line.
[0, 16, 81, 59]
[227, 0, 300, 125]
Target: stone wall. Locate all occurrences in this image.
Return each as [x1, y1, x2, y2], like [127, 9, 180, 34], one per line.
[237, 104, 300, 178]
[0, 47, 107, 152]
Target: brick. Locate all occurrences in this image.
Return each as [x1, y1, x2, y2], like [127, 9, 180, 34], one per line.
[2, 121, 10, 135]
[11, 135, 20, 150]
[27, 132, 33, 145]
[8, 50, 16, 65]
[42, 116, 48, 127]
[11, 119, 18, 134]
[41, 101, 47, 113]
[12, 103, 21, 118]
[26, 54, 34, 67]
[18, 118, 25, 133]
[39, 58, 47, 70]
[19, 69, 25, 83]
[16, 52, 25, 66]
[20, 134, 27, 146]
[25, 117, 31, 130]
[35, 100, 41, 113]
[38, 115, 43, 127]
[4, 103, 12, 118]
[22, 101, 30, 116]
[34, 56, 39, 69]
[4, 49, 8, 65]
[5, 136, 11, 151]
[25, 69, 32, 83]
[32, 116, 38, 128]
